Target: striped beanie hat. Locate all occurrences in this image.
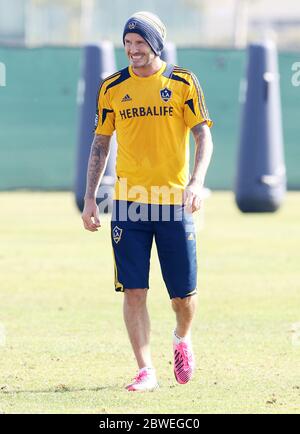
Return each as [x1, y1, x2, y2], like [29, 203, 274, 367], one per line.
[123, 11, 166, 56]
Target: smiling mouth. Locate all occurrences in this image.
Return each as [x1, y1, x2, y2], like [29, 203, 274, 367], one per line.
[130, 55, 144, 60]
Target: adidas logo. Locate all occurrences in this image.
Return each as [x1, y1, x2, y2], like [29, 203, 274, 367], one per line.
[121, 94, 132, 102]
[187, 233, 195, 241]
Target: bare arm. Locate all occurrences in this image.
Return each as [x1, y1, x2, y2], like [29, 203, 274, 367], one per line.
[82, 134, 111, 231]
[184, 122, 213, 212]
[85, 134, 111, 200]
[190, 122, 213, 186]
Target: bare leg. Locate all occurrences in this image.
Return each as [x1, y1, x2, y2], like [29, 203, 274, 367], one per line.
[171, 294, 198, 338]
[123, 288, 152, 369]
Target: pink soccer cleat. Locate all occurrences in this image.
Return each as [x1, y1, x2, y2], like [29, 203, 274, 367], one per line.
[173, 340, 195, 384]
[125, 367, 159, 392]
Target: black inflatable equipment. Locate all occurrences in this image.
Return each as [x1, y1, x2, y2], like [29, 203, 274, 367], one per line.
[74, 42, 117, 212]
[235, 41, 286, 213]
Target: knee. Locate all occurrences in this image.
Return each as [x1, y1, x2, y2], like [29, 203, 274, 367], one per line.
[172, 295, 197, 312]
[124, 288, 147, 308]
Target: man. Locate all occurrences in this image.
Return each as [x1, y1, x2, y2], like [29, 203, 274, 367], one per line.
[82, 11, 213, 391]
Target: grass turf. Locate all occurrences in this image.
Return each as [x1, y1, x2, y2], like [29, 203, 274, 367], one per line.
[0, 191, 299, 414]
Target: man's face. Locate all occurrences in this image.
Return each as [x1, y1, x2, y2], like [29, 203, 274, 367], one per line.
[124, 33, 156, 68]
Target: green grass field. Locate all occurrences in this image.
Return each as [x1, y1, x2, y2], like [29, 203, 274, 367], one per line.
[0, 191, 299, 414]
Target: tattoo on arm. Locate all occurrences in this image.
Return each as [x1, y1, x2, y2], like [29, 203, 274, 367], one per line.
[190, 122, 213, 185]
[84, 134, 111, 200]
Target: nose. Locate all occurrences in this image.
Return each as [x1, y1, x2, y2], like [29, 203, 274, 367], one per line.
[128, 43, 140, 54]
[130, 48, 139, 55]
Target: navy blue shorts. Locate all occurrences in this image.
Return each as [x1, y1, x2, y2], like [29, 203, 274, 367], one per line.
[111, 201, 197, 299]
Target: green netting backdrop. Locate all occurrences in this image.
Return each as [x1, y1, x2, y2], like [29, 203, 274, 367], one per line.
[0, 46, 299, 190]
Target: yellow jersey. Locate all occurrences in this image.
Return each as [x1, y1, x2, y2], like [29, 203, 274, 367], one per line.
[95, 61, 212, 204]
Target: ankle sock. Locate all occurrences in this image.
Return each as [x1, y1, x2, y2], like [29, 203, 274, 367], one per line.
[139, 366, 155, 374]
[173, 330, 191, 345]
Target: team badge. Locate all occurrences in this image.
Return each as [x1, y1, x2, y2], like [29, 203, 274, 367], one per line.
[160, 87, 172, 103]
[112, 226, 123, 244]
[128, 21, 136, 29]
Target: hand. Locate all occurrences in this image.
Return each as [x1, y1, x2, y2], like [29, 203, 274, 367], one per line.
[183, 180, 203, 213]
[81, 199, 101, 232]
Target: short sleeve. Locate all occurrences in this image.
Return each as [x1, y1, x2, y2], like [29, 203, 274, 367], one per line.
[94, 81, 115, 135]
[183, 73, 213, 129]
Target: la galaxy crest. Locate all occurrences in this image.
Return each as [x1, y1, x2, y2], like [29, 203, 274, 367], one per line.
[160, 87, 172, 103]
[128, 21, 136, 30]
[112, 226, 123, 244]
